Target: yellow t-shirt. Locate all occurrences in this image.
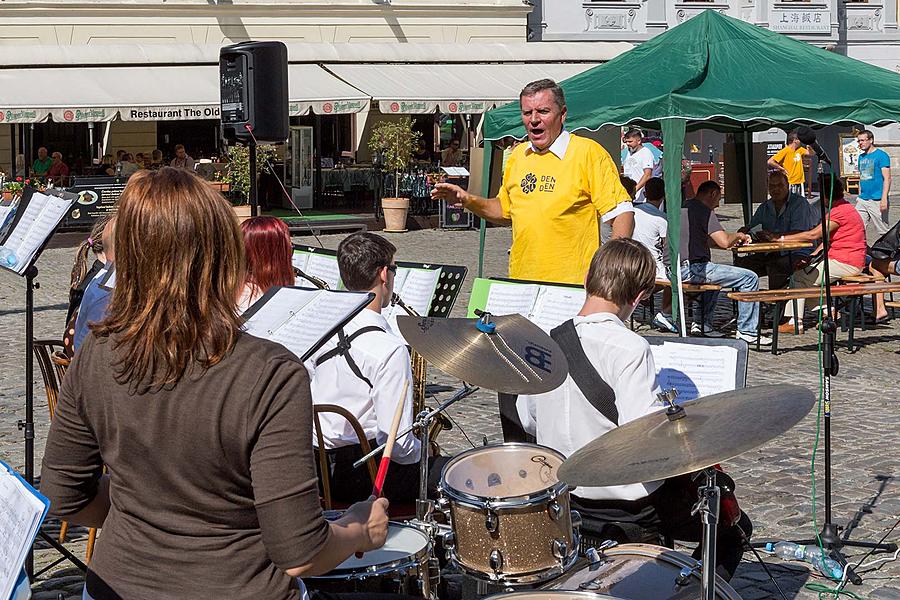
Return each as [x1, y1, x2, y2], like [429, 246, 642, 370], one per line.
[498, 133, 631, 285]
[771, 145, 809, 185]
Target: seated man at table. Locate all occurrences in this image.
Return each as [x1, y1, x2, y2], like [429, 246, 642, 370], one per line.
[681, 181, 772, 345]
[735, 171, 818, 290]
[517, 238, 752, 581]
[307, 232, 446, 505]
[779, 175, 866, 333]
[632, 177, 675, 332]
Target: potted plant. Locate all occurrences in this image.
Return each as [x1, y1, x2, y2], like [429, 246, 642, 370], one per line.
[368, 118, 421, 232]
[2, 177, 30, 201]
[222, 144, 278, 221]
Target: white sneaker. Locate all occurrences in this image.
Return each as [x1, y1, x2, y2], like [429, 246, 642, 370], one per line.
[736, 331, 773, 345]
[690, 322, 726, 337]
[652, 312, 678, 333]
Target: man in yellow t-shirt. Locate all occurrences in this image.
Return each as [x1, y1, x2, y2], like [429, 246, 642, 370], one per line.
[767, 130, 809, 195]
[431, 79, 634, 285]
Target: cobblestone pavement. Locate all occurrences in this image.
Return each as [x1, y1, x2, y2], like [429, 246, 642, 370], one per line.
[1, 201, 898, 599]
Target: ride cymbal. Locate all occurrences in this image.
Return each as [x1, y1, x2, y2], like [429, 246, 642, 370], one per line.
[558, 384, 815, 487]
[397, 314, 569, 395]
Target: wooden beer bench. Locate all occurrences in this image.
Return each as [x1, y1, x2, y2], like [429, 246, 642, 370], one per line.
[729, 282, 900, 354]
[633, 279, 725, 332]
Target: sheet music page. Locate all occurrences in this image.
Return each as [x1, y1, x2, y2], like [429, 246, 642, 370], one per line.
[243, 287, 320, 338]
[381, 269, 410, 332]
[651, 341, 738, 401]
[305, 254, 343, 290]
[1, 192, 71, 274]
[530, 285, 587, 332]
[397, 267, 441, 316]
[484, 282, 539, 317]
[0, 204, 13, 229]
[269, 291, 370, 359]
[0, 468, 46, 600]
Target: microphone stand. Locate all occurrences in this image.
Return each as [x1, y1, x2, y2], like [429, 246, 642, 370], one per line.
[754, 159, 897, 585]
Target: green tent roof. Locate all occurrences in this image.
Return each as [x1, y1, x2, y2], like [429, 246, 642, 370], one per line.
[483, 10, 900, 139]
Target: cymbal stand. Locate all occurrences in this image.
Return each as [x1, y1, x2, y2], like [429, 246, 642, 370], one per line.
[693, 467, 721, 600]
[352, 384, 479, 519]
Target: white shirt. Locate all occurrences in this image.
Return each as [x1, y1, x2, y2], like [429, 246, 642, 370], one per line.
[633, 202, 669, 280]
[623, 146, 655, 203]
[528, 129, 634, 223]
[306, 309, 420, 464]
[517, 312, 664, 501]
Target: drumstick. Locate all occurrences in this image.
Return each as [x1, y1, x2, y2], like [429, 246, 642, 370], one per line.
[356, 380, 409, 559]
[373, 380, 410, 497]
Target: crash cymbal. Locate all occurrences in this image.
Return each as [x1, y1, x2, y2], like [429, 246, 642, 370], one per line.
[558, 384, 815, 487]
[397, 314, 569, 395]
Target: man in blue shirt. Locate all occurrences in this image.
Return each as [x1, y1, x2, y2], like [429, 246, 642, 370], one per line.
[856, 129, 892, 237]
[736, 171, 818, 289]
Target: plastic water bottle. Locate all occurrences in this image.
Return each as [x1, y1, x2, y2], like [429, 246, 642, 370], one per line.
[0, 246, 17, 268]
[766, 541, 844, 579]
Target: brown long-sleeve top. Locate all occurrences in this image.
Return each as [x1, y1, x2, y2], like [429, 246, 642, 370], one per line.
[40, 332, 329, 600]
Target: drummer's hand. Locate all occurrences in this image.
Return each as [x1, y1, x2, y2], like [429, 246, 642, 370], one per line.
[343, 496, 390, 552]
[430, 182, 467, 208]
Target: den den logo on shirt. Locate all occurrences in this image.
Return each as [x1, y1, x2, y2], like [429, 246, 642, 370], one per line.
[520, 173, 556, 194]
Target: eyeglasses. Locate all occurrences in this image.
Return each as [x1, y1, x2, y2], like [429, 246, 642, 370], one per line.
[386, 264, 398, 273]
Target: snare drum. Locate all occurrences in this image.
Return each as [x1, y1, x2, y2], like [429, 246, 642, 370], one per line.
[438, 443, 580, 585]
[305, 522, 433, 597]
[542, 543, 742, 599]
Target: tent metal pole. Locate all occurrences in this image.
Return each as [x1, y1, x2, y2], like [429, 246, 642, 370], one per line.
[742, 127, 752, 225]
[477, 140, 494, 278]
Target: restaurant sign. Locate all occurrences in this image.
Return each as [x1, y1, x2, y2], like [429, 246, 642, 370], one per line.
[61, 176, 127, 228]
[51, 108, 116, 123]
[439, 101, 493, 114]
[770, 10, 831, 33]
[291, 100, 369, 116]
[0, 109, 49, 124]
[379, 100, 436, 114]
[120, 105, 221, 121]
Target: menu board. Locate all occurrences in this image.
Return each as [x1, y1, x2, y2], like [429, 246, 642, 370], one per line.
[61, 177, 127, 227]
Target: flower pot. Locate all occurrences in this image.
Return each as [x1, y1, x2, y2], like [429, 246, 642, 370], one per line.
[1, 191, 12, 202]
[209, 181, 231, 193]
[232, 205, 252, 223]
[382, 197, 410, 233]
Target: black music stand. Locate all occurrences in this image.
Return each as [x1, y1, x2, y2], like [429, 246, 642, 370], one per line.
[0, 187, 88, 577]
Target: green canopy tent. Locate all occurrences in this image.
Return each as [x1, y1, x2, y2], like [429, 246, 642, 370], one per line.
[479, 10, 900, 331]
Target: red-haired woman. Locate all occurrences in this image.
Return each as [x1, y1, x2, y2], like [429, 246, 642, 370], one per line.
[238, 216, 295, 312]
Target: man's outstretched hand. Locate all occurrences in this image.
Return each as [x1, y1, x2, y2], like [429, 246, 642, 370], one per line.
[430, 182, 467, 209]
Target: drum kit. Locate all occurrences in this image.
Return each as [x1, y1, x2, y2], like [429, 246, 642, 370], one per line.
[309, 311, 816, 600]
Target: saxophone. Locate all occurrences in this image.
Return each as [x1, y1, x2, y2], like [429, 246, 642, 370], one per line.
[391, 293, 450, 455]
[294, 267, 330, 290]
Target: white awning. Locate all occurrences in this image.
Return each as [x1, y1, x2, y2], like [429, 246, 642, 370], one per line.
[325, 63, 601, 114]
[0, 64, 368, 123]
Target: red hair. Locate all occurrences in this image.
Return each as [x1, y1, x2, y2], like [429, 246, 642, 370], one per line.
[241, 216, 294, 293]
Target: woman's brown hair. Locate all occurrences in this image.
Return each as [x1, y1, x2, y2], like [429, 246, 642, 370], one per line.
[92, 167, 245, 391]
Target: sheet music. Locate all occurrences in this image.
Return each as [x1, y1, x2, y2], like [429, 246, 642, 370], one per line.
[0, 192, 71, 274]
[244, 287, 370, 360]
[530, 285, 586, 332]
[485, 283, 539, 317]
[304, 254, 343, 290]
[0, 204, 13, 230]
[651, 341, 738, 401]
[0, 465, 47, 600]
[384, 267, 442, 339]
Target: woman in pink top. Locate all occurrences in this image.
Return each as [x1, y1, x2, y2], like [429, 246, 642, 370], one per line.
[779, 176, 866, 332]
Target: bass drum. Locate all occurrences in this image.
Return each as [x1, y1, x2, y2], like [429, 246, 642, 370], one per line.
[541, 544, 742, 599]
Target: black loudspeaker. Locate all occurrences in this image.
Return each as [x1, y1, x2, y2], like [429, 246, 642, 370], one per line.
[220, 41, 289, 143]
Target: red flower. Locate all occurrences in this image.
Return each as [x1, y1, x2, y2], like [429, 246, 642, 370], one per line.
[16, 176, 22, 182]
[24, 179, 31, 184]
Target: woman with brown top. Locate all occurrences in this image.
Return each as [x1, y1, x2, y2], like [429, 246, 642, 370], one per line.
[40, 167, 389, 600]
